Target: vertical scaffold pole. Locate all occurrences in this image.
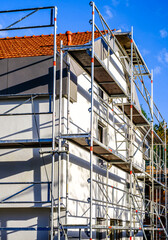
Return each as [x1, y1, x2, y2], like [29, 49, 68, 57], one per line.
[65, 54, 70, 240]
[164, 121, 167, 236]
[130, 26, 133, 240]
[51, 6, 57, 240]
[151, 69, 154, 240]
[106, 164, 109, 240]
[58, 40, 63, 240]
[90, 2, 95, 240]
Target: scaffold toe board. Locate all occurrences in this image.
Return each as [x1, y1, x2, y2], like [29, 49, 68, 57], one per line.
[61, 133, 142, 173]
[0, 138, 53, 148]
[117, 102, 150, 125]
[68, 48, 127, 96]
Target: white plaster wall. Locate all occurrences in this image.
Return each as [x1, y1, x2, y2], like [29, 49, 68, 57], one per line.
[0, 208, 50, 240]
[0, 44, 146, 239]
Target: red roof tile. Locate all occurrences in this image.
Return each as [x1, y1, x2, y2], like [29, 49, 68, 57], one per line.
[0, 30, 106, 59]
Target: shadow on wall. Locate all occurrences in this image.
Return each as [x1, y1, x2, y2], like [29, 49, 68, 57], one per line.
[0, 151, 52, 203]
[0, 208, 50, 240]
[0, 56, 54, 95]
[69, 152, 126, 185]
[0, 99, 53, 206]
[0, 150, 126, 206]
[0, 55, 77, 98]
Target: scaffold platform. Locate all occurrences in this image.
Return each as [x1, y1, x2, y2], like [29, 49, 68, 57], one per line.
[68, 48, 127, 97]
[61, 133, 143, 173]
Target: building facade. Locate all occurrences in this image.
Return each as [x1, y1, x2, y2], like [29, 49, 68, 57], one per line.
[0, 3, 167, 240]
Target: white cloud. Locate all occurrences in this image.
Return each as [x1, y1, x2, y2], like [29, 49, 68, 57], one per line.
[158, 48, 168, 64]
[112, 0, 120, 6]
[0, 24, 7, 37]
[104, 6, 113, 19]
[141, 49, 150, 56]
[154, 66, 161, 75]
[160, 29, 168, 38]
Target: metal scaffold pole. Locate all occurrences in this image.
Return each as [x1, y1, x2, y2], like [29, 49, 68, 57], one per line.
[90, 2, 95, 239]
[130, 25, 133, 240]
[51, 6, 57, 240]
[58, 40, 63, 240]
[65, 54, 70, 240]
[151, 69, 154, 240]
[106, 164, 109, 240]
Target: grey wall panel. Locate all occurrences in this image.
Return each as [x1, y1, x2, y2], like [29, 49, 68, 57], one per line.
[0, 59, 8, 94]
[70, 56, 84, 76]
[7, 56, 53, 95]
[94, 38, 108, 61]
[0, 56, 53, 95]
[56, 67, 77, 102]
[70, 79, 77, 102]
[0, 55, 77, 102]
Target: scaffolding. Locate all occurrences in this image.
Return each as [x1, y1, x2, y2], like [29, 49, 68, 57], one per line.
[59, 2, 168, 240]
[0, 5, 58, 240]
[0, 2, 167, 240]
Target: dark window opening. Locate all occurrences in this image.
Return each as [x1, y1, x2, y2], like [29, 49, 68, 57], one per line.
[110, 219, 122, 240]
[99, 88, 104, 99]
[96, 218, 106, 240]
[98, 124, 103, 143]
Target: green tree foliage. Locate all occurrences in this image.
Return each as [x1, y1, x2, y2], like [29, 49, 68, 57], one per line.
[154, 122, 168, 166]
[141, 105, 168, 165]
[140, 105, 167, 142]
[154, 121, 168, 143]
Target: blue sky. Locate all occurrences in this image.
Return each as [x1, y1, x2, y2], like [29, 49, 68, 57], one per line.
[0, 0, 167, 123]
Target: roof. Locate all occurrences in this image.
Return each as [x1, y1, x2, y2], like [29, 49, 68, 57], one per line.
[0, 30, 105, 59]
